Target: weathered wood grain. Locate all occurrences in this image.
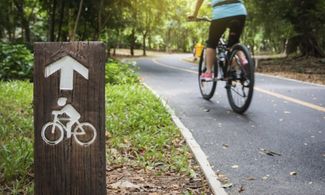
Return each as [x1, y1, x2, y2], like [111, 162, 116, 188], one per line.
[33, 42, 106, 195]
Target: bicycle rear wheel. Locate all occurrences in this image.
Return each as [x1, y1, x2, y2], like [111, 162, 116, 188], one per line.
[73, 123, 97, 146]
[198, 48, 218, 100]
[226, 44, 255, 114]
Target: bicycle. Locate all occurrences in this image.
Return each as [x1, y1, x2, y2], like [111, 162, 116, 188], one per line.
[193, 17, 255, 114]
[41, 113, 97, 146]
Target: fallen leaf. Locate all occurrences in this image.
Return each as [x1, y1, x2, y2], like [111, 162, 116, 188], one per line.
[262, 175, 270, 180]
[238, 185, 245, 193]
[110, 180, 140, 189]
[290, 171, 297, 176]
[123, 138, 129, 144]
[246, 176, 256, 181]
[222, 183, 233, 189]
[259, 148, 281, 156]
[231, 165, 239, 169]
[171, 184, 179, 189]
[217, 174, 229, 184]
[222, 144, 229, 149]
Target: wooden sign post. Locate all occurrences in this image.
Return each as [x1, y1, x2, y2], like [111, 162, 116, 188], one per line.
[33, 42, 106, 195]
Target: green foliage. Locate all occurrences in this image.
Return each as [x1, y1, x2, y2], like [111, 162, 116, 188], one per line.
[246, 0, 325, 56]
[105, 59, 139, 85]
[0, 43, 33, 81]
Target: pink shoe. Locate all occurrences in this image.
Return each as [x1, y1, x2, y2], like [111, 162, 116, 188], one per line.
[200, 72, 213, 81]
[240, 58, 248, 65]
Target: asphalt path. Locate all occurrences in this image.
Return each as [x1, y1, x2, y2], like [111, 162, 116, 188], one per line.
[133, 54, 325, 195]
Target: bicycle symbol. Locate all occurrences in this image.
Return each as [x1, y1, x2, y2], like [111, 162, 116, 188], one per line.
[41, 97, 97, 146]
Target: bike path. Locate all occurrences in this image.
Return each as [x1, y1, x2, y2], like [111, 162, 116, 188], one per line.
[135, 54, 325, 195]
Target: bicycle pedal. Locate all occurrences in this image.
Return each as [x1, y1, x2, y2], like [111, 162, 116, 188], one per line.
[225, 84, 230, 89]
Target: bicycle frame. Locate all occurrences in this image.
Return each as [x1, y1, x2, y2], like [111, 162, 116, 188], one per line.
[51, 113, 84, 138]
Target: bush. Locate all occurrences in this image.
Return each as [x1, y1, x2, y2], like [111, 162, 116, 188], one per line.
[105, 59, 139, 85]
[0, 43, 33, 81]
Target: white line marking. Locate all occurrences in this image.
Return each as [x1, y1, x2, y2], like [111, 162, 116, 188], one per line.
[152, 59, 325, 113]
[152, 59, 197, 74]
[143, 83, 227, 195]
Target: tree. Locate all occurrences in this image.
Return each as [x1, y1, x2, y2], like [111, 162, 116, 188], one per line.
[250, 0, 325, 57]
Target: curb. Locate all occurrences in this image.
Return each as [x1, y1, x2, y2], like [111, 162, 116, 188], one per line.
[142, 83, 227, 195]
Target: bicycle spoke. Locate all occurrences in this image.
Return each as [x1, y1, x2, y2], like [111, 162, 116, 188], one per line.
[231, 85, 246, 98]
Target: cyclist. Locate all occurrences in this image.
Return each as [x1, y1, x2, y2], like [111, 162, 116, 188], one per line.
[52, 97, 80, 136]
[188, 0, 248, 81]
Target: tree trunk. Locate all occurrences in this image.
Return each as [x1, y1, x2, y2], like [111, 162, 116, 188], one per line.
[286, 33, 325, 57]
[8, 3, 14, 42]
[71, 0, 84, 41]
[142, 32, 147, 56]
[49, 0, 57, 41]
[130, 28, 136, 56]
[299, 33, 325, 57]
[14, 0, 31, 44]
[95, 0, 104, 40]
[148, 35, 151, 50]
[57, 0, 65, 41]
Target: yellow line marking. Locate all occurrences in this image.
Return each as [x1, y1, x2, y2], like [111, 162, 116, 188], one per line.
[151, 59, 325, 113]
[254, 87, 325, 112]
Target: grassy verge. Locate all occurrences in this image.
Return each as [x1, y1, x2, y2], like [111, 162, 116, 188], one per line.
[0, 60, 198, 194]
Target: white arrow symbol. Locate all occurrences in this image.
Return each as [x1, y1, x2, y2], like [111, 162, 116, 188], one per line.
[45, 56, 89, 90]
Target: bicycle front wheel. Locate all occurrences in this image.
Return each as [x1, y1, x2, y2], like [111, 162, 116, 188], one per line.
[41, 122, 64, 145]
[198, 48, 218, 100]
[226, 44, 255, 114]
[73, 123, 97, 146]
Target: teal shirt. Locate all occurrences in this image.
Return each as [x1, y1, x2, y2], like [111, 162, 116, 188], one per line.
[211, 0, 247, 20]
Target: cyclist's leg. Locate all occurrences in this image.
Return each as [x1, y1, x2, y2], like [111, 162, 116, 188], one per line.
[227, 15, 247, 64]
[206, 18, 228, 73]
[66, 119, 78, 137]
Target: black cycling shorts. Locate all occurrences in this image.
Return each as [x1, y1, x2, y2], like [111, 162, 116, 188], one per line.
[207, 15, 246, 49]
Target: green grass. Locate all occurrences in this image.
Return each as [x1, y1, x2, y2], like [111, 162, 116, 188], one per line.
[106, 84, 191, 173]
[0, 81, 34, 194]
[0, 60, 193, 194]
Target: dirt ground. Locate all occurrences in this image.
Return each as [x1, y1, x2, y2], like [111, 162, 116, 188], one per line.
[106, 162, 212, 195]
[256, 56, 325, 85]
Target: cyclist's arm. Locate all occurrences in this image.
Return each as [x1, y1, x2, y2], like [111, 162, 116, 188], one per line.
[53, 106, 68, 115]
[189, 0, 204, 19]
[52, 110, 62, 115]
